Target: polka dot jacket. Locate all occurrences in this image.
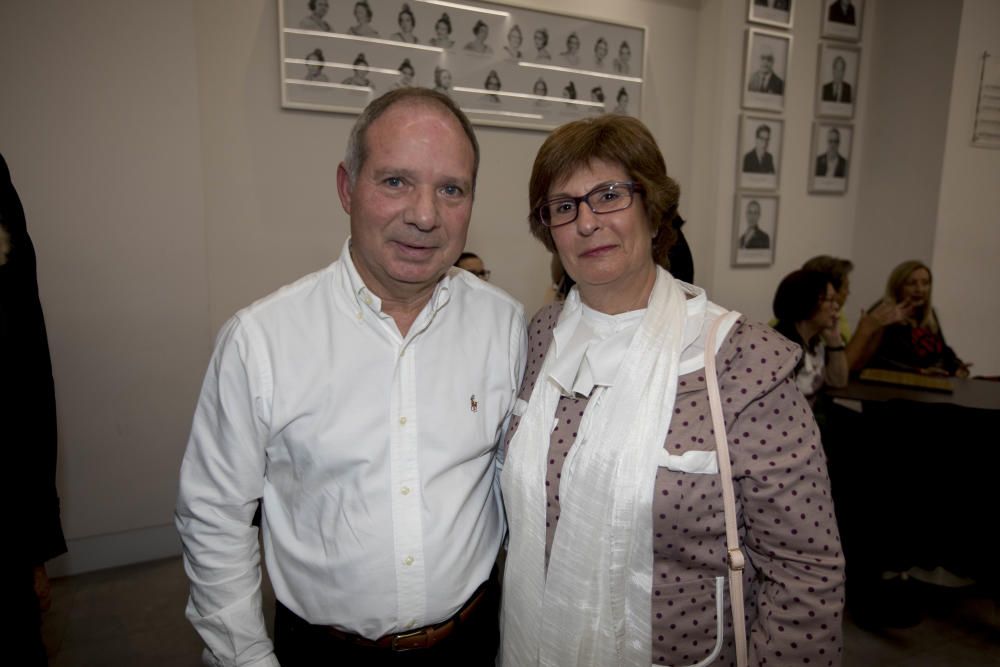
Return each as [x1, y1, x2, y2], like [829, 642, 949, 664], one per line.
[503, 303, 845, 667]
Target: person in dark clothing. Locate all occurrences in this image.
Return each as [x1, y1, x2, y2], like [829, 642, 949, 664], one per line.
[0, 153, 68, 666]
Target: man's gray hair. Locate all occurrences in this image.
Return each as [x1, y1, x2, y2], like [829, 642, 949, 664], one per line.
[343, 88, 480, 192]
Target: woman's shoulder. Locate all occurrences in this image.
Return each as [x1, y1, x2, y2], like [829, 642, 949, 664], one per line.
[527, 302, 563, 343]
[716, 315, 802, 386]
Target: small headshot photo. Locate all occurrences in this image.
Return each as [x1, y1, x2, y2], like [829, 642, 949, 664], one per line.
[743, 29, 791, 112]
[429, 12, 454, 48]
[738, 114, 783, 191]
[391, 3, 418, 44]
[809, 122, 853, 194]
[561, 32, 581, 67]
[533, 27, 551, 60]
[589, 86, 605, 113]
[299, 0, 331, 31]
[821, 0, 864, 40]
[562, 81, 578, 107]
[348, 0, 379, 37]
[613, 40, 632, 74]
[532, 77, 549, 105]
[391, 58, 415, 89]
[504, 24, 523, 59]
[816, 43, 859, 118]
[593, 37, 609, 69]
[465, 19, 493, 55]
[303, 48, 329, 82]
[483, 69, 502, 103]
[613, 86, 629, 114]
[432, 66, 452, 95]
[732, 193, 778, 266]
[341, 52, 372, 88]
[748, 0, 793, 29]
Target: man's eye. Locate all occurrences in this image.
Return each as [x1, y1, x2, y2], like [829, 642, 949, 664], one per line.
[384, 177, 404, 187]
[441, 184, 463, 197]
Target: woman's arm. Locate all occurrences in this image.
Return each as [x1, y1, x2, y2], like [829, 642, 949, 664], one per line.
[822, 325, 849, 388]
[845, 299, 912, 371]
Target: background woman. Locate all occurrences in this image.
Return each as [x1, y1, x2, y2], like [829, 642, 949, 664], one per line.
[504, 24, 523, 59]
[772, 269, 849, 402]
[429, 13, 453, 48]
[299, 0, 331, 31]
[500, 114, 844, 667]
[864, 260, 969, 376]
[533, 28, 551, 60]
[613, 40, 631, 73]
[465, 20, 493, 54]
[348, 1, 378, 37]
[391, 4, 417, 43]
[391, 58, 415, 89]
[303, 48, 329, 82]
[532, 78, 548, 106]
[483, 70, 502, 103]
[341, 53, 371, 88]
[432, 66, 451, 95]
[593, 36, 609, 69]
[613, 86, 628, 113]
[560, 31, 581, 66]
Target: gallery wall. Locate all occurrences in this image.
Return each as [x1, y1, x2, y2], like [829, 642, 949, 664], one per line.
[0, 0, 996, 575]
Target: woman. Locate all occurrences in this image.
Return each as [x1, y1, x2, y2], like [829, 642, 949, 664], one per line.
[593, 36, 609, 69]
[533, 28, 551, 60]
[299, 0, 331, 31]
[483, 70, 502, 103]
[613, 39, 632, 74]
[429, 13, 454, 48]
[500, 115, 844, 666]
[560, 31, 581, 66]
[465, 20, 493, 54]
[532, 78, 548, 106]
[504, 24, 523, 59]
[613, 86, 629, 114]
[391, 58, 415, 89]
[341, 53, 372, 88]
[390, 3, 417, 43]
[432, 66, 452, 95]
[347, 0, 379, 37]
[864, 260, 969, 376]
[772, 269, 849, 401]
[303, 48, 329, 82]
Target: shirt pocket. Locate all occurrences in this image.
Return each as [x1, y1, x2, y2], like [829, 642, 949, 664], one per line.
[651, 576, 726, 667]
[658, 449, 719, 475]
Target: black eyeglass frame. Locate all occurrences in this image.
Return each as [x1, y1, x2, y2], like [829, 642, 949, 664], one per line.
[533, 181, 644, 228]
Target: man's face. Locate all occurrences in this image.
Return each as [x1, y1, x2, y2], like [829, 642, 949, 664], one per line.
[760, 53, 774, 75]
[337, 102, 476, 301]
[833, 58, 845, 82]
[755, 128, 770, 153]
[746, 201, 761, 227]
[827, 129, 840, 154]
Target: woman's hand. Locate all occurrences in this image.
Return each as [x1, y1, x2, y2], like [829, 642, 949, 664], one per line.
[866, 298, 913, 328]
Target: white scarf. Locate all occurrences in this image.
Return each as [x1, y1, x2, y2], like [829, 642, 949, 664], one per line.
[501, 267, 687, 666]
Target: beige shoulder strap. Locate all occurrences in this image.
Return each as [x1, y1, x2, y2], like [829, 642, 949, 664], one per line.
[704, 311, 748, 667]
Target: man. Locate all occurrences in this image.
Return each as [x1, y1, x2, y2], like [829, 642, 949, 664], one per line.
[738, 199, 771, 249]
[828, 0, 856, 25]
[742, 123, 776, 174]
[1, 153, 68, 666]
[815, 127, 848, 178]
[176, 88, 526, 666]
[747, 47, 784, 95]
[822, 56, 853, 103]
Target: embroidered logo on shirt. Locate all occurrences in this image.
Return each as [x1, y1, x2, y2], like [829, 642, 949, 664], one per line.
[470, 395, 478, 413]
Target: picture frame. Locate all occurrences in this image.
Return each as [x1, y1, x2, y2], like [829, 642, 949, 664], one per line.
[742, 28, 792, 113]
[737, 113, 784, 191]
[808, 121, 853, 195]
[815, 43, 859, 119]
[747, 0, 793, 31]
[278, 0, 646, 131]
[732, 193, 778, 267]
[820, 0, 864, 42]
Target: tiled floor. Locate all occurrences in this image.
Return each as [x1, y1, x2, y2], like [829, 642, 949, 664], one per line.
[41, 556, 1000, 666]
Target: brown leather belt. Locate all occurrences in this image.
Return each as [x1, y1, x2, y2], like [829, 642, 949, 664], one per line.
[319, 581, 489, 652]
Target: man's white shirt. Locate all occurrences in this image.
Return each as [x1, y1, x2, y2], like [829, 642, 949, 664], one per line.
[176, 239, 526, 666]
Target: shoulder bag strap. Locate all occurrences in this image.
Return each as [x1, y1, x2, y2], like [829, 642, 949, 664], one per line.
[704, 312, 748, 667]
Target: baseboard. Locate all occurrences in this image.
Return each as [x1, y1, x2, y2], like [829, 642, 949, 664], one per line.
[46, 523, 182, 577]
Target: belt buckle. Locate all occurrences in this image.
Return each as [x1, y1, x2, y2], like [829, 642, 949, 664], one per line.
[390, 627, 429, 652]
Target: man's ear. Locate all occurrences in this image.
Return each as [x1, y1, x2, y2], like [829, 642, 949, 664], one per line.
[336, 162, 353, 214]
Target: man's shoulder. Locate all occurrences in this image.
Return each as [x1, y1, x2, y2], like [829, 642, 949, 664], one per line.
[236, 261, 341, 323]
[449, 268, 525, 319]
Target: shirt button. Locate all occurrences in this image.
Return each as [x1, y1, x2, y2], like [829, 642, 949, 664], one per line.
[403, 555, 414, 566]
[399, 348, 406, 357]
[364, 296, 372, 305]
[401, 486, 410, 495]
[399, 416, 407, 425]
[355, 312, 363, 320]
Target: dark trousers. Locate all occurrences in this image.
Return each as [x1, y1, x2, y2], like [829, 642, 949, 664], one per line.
[274, 572, 500, 666]
[4, 564, 48, 666]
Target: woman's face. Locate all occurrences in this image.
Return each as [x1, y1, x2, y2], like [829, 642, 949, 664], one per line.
[437, 69, 452, 87]
[810, 283, 840, 330]
[595, 39, 608, 60]
[567, 34, 580, 53]
[901, 267, 931, 307]
[314, 0, 329, 16]
[435, 20, 449, 38]
[548, 159, 653, 304]
[620, 43, 631, 62]
[509, 28, 522, 48]
[486, 74, 500, 91]
[401, 66, 414, 82]
[399, 12, 414, 32]
[476, 24, 489, 41]
[618, 91, 629, 105]
[354, 3, 369, 23]
[533, 80, 547, 96]
[534, 30, 546, 49]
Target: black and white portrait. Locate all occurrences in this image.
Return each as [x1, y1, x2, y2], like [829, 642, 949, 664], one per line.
[299, 0, 332, 31]
[821, 0, 864, 41]
[732, 193, 778, 267]
[738, 114, 783, 191]
[816, 43, 859, 118]
[743, 28, 791, 112]
[809, 122, 853, 194]
[748, 0, 793, 30]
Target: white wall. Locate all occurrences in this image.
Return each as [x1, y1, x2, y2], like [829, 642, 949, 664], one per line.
[932, 0, 1000, 376]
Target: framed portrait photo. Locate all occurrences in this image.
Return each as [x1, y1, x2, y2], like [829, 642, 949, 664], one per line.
[815, 43, 859, 119]
[742, 28, 792, 113]
[277, 0, 646, 131]
[820, 0, 864, 42]
[737, 114, 784, 191]
[809, 122, 853, 195]
[747, 0, 793, 30]
[732, 193, 778, 267]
